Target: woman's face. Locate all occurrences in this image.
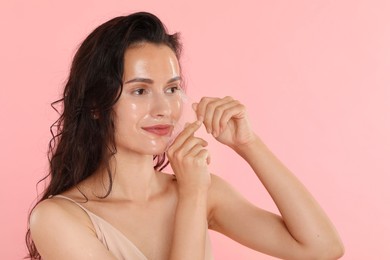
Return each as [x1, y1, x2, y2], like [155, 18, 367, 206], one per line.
[113, 43, 183, 156]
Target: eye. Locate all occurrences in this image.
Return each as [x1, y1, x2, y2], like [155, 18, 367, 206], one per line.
[132, 88, 148, 95]
[166, 85, 182, 94]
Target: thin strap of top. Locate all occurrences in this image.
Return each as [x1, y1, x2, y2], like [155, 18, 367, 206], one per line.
[51, 194, 213, 260]
[52, 194, 148, 260]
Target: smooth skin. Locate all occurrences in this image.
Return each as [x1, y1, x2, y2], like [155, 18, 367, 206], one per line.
[30, 43, 344, 260]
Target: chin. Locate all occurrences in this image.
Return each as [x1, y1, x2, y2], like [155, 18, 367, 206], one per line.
[149, 146, 169, 155]
[116, 137, 171, 156]
[141, 142, 170, 155]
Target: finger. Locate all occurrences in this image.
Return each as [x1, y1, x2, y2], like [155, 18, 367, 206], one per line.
[219, 103, 247, 132]
[192, 103, 199, 117]
[206, 154, 211, 165]
[169, 121, 202, 151]
[194, 149, 210, 166]
[212, 99, 238, 137]
[193, 147, 211, 165]
[203, 96, 233, 135]
[178, 137, 208, 156]
[202, 98, 225, 134]
[187, 143, 208, 158]
[192, 103, 205, 122]
[168, 136, 208, 168]
[195, 97, 217, 132]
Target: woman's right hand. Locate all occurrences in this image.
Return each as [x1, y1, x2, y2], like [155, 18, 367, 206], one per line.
[167, 120, 211, 197]
[167, 120, 211, 259]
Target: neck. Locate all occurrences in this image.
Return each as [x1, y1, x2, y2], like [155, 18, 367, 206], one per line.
[92, 151, 164, 202]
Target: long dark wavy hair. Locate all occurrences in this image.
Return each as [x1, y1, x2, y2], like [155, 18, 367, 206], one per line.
[25, 12, 182, 259]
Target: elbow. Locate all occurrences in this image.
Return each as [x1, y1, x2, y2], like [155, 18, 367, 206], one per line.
[323, 240, 345, 260]
[332, 240, 345, 259]
[308, 239, 345, 260]
[325, 233, 345, 259]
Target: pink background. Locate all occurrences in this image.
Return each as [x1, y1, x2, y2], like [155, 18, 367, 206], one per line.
[1, 0, 389, 259]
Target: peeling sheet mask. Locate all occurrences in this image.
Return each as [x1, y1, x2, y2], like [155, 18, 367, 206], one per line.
[167, 91, 197, 148]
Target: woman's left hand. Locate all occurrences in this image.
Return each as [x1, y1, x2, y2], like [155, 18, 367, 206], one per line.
[193, 96, 255, 149]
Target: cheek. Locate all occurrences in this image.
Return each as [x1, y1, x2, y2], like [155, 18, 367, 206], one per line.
[124, 101, 152, 122]
[172, 99, 183, 120]
[114, 100, 150, 133]
[128, 101, 149, 114]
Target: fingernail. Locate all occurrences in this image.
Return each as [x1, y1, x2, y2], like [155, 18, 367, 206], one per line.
[207, 128, 211, 133]
[198, 115, 204, 122]
[195, 120, 202, 125]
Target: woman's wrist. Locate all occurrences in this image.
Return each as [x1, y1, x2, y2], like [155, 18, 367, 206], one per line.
[232, 134, 264, 156]
[177, 187, 209, 203]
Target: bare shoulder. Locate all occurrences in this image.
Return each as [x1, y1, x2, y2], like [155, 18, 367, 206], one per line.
[30, 196, 93, 232]
[29, 196, 115, 260]
[30, 196, 94, 243]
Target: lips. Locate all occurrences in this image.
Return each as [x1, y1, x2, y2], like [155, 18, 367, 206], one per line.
[142, 125, 173, 136]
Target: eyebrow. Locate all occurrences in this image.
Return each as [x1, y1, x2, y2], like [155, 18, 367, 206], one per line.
[124, 76, 181, 85]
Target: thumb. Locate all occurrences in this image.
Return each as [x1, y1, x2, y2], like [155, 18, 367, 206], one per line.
[192, 102, 198, 111]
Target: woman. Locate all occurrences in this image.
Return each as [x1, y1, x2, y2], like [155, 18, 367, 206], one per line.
[26, 12, 344, 260]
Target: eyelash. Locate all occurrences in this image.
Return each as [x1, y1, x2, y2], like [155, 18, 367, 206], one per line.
[166, 85, 182, 94]
[131, 86, 181, 96]
[132, 88, 149, 95]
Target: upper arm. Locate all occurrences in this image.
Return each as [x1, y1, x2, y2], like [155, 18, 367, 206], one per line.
[207, 174, 307, 259]
[29, 199, 117, 260]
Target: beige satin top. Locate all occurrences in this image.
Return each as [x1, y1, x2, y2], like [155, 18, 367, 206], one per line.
[55, 195, 213, 260]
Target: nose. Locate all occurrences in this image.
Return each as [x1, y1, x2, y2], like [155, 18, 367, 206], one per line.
[151, 92, 172, 118]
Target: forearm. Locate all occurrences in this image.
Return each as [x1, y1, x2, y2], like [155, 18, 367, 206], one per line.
[234, 136, 342, 250]
[169, 193, 208, 260]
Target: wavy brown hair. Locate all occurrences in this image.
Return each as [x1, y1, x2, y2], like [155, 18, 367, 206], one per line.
[25, 12, 182, 259]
